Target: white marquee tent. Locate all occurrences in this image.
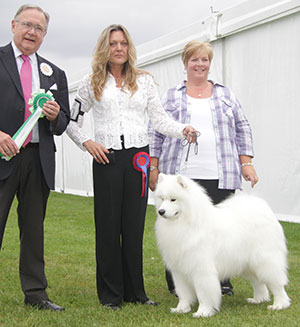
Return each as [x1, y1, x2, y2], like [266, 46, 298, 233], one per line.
[54, 0, 300, 222]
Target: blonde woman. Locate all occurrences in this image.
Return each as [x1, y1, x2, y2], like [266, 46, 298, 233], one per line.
[67, 24, 195, 310]
[149, 40, 258, 297]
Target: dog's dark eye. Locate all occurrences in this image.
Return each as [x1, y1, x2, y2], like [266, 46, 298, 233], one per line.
[171, 199, 176, 202]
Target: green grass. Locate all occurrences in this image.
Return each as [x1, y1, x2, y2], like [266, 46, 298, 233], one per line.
[0, 192, 299, 327]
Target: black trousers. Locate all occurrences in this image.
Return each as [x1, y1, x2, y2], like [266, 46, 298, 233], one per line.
[93, 146, 150, 305]
[0, 145, 50, 303]
[166, 179, 235, 293]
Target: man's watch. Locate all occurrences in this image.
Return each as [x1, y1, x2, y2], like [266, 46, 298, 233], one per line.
[150, 166, 158, 171]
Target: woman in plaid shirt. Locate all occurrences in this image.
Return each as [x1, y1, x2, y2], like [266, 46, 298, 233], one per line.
[149, 40, 258, 296]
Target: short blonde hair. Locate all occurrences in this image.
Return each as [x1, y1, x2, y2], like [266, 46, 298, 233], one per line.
[91, 24, 145, 101]
[181, 41, 213, 66]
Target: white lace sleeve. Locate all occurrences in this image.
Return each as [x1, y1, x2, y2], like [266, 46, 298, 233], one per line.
[66, 74, 94, 151]
[145, 75, 186, 138]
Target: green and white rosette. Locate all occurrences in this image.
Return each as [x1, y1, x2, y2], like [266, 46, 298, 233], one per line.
[0, 89, 54, 161]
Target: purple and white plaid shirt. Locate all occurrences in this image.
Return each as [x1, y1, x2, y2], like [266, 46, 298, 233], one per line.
[149, 80, 254, 190]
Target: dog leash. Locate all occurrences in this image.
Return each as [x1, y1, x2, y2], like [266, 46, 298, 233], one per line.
[181, 131, 201, 163]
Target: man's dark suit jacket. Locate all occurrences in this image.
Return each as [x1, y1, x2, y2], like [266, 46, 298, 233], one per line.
[0, 43, 70, 189]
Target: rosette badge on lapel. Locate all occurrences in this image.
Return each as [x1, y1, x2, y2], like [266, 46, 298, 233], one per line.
[40, 62, 53, 77]
[133, 152, 150, 197]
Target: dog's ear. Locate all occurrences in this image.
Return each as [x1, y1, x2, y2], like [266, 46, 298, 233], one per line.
[177, 175, 188, 189]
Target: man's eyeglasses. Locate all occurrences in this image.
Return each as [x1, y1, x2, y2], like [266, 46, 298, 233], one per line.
[16, 20, 46, 35]
[181, 131, 201, 163]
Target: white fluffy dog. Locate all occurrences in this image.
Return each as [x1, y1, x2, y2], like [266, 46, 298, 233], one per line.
[154, 173, 291, 317]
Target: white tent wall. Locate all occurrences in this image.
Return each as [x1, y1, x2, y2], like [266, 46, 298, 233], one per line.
[55, 89, 94, 196]
[55, 0, 300, 221]
[222, 10, 300, 222]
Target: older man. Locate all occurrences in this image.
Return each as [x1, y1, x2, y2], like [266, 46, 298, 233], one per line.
[0, 4, 70, 310]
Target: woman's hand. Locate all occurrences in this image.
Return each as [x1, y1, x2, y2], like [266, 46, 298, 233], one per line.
[149, 169, 159, 191]
[241, 165, 258, 188]
[183, 125, 198, 143]
[83, 140, 110, 164]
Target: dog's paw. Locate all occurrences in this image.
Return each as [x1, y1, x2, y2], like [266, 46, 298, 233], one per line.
[268, 299, 291, 311]
[247, 297, 270, 304]
[193, 306, 217, 318]
[170, 306, 191, 314]
[268, 304, 285, 311]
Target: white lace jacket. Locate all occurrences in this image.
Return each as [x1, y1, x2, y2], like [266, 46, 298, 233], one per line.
[66, 73, 186, 151]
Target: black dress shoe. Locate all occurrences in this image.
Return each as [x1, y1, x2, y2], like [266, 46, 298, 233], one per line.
[221, 279, 234, 296]
[221, 287, 234, 296]
[169, 289, 178, 297]
[142, 299, 158, 306]
[25, 299, 65, 311]
[103, 303, 122, 311]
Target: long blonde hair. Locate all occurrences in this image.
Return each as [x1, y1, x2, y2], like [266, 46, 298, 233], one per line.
[91, 24, 143, 101]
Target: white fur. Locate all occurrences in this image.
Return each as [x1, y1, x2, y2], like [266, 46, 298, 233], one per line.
[154, 174, 291, 318]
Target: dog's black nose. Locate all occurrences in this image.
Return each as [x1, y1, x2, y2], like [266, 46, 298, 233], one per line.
[158, 209, 165, 216]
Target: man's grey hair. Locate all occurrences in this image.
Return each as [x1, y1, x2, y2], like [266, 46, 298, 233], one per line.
[14, 4, 50, 29]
